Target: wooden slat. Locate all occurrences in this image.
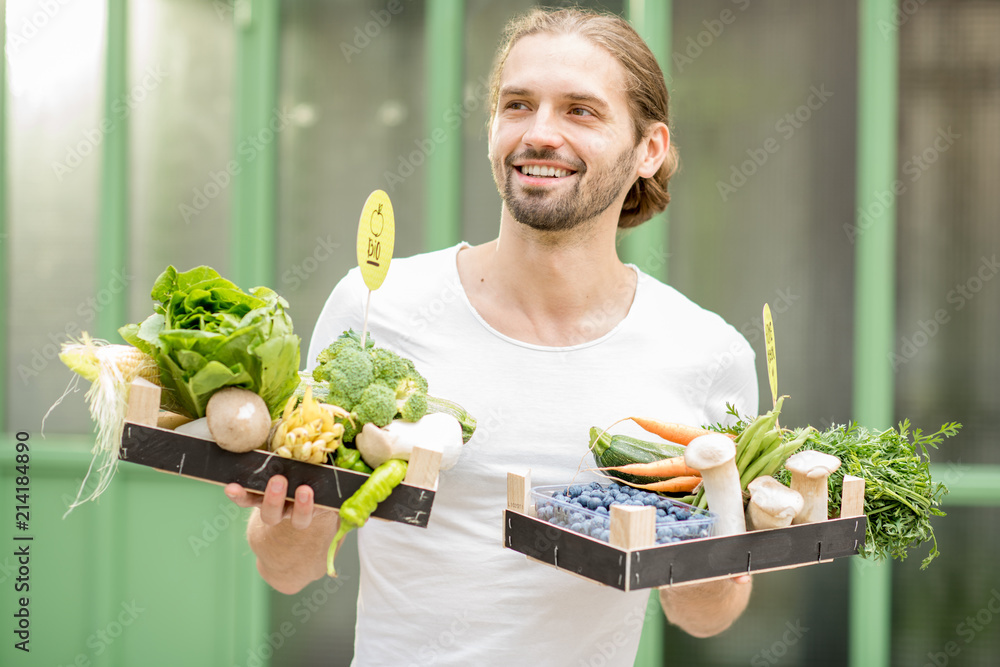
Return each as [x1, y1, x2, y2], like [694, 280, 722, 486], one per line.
[504, 510, 628, 590]
[125, 378, 161, 427]
[610, 505, 656, 550]
[120, 423, 435, 527]
[404, 446, 441, 490]
[840, 475, 866, 518]
[504, 509, 867, 591]
[506, 470, 531, 513]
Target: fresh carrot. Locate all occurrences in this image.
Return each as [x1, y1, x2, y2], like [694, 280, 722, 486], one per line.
[598, 455, 701, 478]
[629, 417, 715, 445]
[626, 476, 702, 494]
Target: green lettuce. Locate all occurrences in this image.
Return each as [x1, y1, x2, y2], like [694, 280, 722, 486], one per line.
[119, 265, 301, 419]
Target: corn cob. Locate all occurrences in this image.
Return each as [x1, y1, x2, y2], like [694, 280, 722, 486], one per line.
[57, 333, 165, 516]
[59, 333, 162, 387]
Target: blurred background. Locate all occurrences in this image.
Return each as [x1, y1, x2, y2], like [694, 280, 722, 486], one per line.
[1, 0, 998, 665]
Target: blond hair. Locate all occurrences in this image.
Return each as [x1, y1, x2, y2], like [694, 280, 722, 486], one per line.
[487, 7, 679, 228]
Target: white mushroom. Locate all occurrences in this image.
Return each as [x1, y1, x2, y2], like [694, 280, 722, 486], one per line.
[684, 433, 745, 536]
[205, 388, 272, 453]
[746, 476, 804, 530]
[785, 450, 842, 524]
[356, 412, 464, 470]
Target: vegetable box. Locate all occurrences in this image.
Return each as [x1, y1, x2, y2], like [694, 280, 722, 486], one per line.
[119, 379, 440, 527]
[502, 471, 867, 591]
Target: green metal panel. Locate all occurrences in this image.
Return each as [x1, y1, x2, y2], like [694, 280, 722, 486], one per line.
[232, 0, 280, 288]
[850, 0, 899, 665]
[425, 0, 465, 251]
[621, 0, 670, 283]
[0, 438, 265, 666]
[97, 0, 129, 341]
[0, 0, 6, 431]
[934, 465, 1000, 506]
[625, 2, 671, 663]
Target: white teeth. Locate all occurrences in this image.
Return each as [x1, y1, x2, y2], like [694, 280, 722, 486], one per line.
[520, 165, 570, 178]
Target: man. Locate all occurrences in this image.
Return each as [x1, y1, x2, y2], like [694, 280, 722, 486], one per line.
[226, 7, 757, 665]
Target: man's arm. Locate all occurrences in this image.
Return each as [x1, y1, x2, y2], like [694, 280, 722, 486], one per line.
[658, 576, 752, 638]
[227, 476, 340, 595]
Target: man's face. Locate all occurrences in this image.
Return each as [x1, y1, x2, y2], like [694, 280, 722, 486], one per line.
[489, 32, 640, 233]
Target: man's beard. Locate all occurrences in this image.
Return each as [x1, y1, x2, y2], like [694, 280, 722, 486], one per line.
[492, 145, 637, 232]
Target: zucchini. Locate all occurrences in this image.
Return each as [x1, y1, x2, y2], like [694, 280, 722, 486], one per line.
[426, 395, 477, 444]
[589, 426, 685, 485]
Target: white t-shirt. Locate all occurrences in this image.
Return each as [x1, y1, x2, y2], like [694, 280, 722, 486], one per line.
[307, 243, 758, 667]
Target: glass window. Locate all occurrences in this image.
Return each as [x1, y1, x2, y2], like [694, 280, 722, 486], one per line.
[7, 1, 107, 432]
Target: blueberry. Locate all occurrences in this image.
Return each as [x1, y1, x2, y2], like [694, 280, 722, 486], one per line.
[586, 497, 601, 510]
[599, 529, 610, 542]
[615, 493, 630, 503]
[568, 485, 583, 497]
[656, 508, 667, 518]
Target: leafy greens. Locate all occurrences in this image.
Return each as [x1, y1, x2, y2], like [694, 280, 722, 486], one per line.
[120, 265, 301, 419]
[777, 419, 960, 569]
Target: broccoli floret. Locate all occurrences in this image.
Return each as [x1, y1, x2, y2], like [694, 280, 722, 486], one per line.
[371, 348, 409, 385]
[340, 415, 360, 444]
[369, 347, 429, 421]
[312, 330, 429, 428]
[394, 376, 428, 422]
[313, 343, 374, 411]
[352, 383, 397, 428]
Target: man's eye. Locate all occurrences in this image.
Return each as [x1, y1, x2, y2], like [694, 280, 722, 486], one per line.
[507, 101, 529, 110]
[570, 107, 594, 116]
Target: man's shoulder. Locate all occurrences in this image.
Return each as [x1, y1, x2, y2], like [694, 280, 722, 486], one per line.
[362, 243, 469, 339]
[338, 243, 463, 295]
[385, 243, 462, 280]
[633, 270, 751, 350]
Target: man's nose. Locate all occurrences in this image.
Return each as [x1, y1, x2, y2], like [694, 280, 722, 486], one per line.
[521, 107, 564, 150]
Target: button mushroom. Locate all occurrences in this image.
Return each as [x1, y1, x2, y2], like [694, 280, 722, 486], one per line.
[745, 476, 804, 530]
[684, 433, 746, 536]
[784, 450, 842, 524]
[205, 387, 272, 453]
[355, 412, 464, 470]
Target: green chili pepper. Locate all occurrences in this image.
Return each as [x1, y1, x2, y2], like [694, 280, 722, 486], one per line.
[327, 459, 408, 576]
[334, 445, 373, 474]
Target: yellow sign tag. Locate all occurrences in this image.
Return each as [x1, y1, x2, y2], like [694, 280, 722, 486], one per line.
[356, 189, 395, 291]
[763, 303, 778, 409]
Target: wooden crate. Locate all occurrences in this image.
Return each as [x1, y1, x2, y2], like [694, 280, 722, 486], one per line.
[119, 378, 440, 527]
[502, 471, 867, 591]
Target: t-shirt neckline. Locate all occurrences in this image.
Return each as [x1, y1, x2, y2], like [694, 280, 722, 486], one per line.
[449, 242, 643, 353]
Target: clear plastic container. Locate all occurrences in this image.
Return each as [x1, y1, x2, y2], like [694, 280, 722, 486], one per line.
[531, 482, 717, 545]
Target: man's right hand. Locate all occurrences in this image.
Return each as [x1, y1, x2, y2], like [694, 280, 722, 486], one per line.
[225, 475, 333, 530]
[226, 476, 340, 593]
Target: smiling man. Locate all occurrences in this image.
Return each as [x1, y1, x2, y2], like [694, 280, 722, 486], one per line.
[227, 7, 758, 665]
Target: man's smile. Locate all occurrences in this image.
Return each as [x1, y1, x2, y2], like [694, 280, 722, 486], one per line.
[516, 164, 574, 178]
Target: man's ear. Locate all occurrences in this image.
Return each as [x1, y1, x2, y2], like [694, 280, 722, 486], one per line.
[636, 123, 669, 179]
